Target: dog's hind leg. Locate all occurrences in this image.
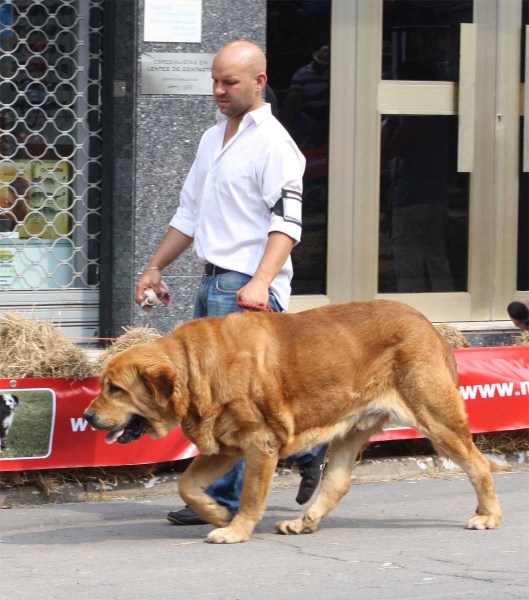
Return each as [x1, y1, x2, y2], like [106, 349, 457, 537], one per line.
[406, 380, 502, 530]
[178, 453, 242, 529]
[276, 422, 383, 535]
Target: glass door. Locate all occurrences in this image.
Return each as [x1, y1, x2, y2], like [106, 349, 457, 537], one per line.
[328, 0, 526, 322]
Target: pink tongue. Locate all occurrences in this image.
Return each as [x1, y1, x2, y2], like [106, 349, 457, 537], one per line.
[105, 429, 125, 445]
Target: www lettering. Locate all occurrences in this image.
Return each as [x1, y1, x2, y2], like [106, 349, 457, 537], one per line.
[459, 382, 519, 400]
[70, 418, 96, 432]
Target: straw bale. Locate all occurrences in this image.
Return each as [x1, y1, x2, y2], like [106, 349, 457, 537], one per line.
[434, 324, 470, 348]
[474, 430, 529, 454]
[0, 313, 94, 379]
[92, 325, 161, 374]
[513, 331, 529, 346]
[0, 461, 192, 498]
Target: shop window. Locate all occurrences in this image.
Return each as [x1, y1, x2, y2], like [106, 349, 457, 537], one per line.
[267, 0, 331, 295]
[379, 0, 472, 294]
[0, 0, 103, 291]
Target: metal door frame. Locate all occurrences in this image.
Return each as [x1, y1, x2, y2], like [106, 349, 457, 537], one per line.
[307, 0, 525, 323]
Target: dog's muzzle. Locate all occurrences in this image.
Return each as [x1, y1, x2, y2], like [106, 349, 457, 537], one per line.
[84, 412, 149, 445]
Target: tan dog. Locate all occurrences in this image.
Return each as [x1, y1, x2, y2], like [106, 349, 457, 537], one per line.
[85, 300, 502, 544]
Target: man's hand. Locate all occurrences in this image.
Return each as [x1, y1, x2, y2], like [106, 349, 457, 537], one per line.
[236, 277, 270, 311]
[135, 269, 162, 306]
[134, 228, 193, 307]
[236, 231, 294, 311]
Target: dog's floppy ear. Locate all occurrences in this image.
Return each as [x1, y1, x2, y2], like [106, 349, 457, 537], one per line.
[12, 395, 19, 406]
[138, 361, 176, 408]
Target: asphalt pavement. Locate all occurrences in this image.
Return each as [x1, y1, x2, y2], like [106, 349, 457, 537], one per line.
[1, 471, 527, 600]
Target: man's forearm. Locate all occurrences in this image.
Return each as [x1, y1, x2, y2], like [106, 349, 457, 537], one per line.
[253, 231, 295, 286]
[148, 227, 194, 270]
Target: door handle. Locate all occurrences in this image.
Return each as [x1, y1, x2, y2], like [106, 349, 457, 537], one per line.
[458, 23, 477, 173]
[523, 25, 529, 173]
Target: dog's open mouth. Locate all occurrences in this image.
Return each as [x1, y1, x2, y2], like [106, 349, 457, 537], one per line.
[105, 415, 149, 445]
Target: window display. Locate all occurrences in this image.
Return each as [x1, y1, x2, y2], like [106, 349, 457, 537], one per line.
[0, 0, 102, 291]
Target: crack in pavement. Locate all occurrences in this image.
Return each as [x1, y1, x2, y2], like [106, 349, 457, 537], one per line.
[374, 558, 528, 589]
[426, 555, 528, 576]
[253, 534, 528, 591]
[252, 534, 358, 563]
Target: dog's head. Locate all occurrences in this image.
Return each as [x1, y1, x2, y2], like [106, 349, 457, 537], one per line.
[84, 342, 188, 445]
[1, 394, 19, 412]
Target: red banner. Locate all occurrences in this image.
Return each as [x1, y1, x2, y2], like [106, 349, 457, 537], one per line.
[0, 377, 198, 472]
[0, 346, 528, 471]
[372, 346, 529, 441]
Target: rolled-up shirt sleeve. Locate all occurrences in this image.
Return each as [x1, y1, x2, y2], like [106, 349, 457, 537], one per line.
[258, 139, 306, 245]
[169, 158, 198, 237]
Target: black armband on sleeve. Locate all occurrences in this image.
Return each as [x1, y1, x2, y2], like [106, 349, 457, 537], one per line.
[271, 188, 302, 225]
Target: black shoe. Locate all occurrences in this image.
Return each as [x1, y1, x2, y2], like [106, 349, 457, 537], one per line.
[295, 444, 329, 505]
[167, 506, 207, 526]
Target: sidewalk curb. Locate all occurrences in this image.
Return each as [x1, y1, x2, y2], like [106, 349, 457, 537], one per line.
[1, 452, 528, 508]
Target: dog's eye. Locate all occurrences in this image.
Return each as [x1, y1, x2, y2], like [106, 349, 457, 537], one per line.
[108, 384, 123, 394]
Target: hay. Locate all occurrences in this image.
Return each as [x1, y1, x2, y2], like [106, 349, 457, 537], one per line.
[513, 331, 529, 346]
[0, 315, 163, 379]
[434, 323, 470, 348]
[474, 430, 529, 454]
[0, 313, 94, 379]
[0, 461, 192, 499]
[92, 325, 161, 374]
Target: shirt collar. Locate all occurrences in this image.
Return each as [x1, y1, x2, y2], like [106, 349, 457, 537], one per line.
[215, 102, 272, 126]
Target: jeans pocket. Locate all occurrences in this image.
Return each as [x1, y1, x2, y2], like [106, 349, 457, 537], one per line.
[214, 271, 252, 295]
[268, 293, 282, 313]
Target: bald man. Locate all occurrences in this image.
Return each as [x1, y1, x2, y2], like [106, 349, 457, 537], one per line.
[136, 40, 328, 526]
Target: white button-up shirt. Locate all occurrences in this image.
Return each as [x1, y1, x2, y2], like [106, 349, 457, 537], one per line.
[170, 103, 306, 310]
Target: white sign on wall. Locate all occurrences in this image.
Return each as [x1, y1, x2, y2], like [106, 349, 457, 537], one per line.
[144, 0, 202, 43]
[141, 52, 215, 95]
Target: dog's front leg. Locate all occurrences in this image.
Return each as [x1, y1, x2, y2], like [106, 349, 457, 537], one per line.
[178, 453, 242, 528]
[207, 441, 278, 544]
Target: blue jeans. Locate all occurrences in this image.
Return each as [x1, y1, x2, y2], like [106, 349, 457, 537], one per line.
[193, 269, 324, 514]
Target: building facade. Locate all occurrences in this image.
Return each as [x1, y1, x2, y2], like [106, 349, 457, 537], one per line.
[0, 0, 528, 342]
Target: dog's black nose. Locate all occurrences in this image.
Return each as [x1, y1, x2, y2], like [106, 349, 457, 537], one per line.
[83, 411, 96, 425]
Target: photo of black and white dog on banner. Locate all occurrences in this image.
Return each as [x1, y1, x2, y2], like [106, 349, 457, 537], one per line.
[1, 394, 19, 452]
[0, 389, 54, 459]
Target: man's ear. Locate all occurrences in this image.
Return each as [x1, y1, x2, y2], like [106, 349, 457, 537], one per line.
[139, 362, 176, 408]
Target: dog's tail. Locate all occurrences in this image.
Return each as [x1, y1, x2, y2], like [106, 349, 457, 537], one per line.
[432, 442, 506, 473]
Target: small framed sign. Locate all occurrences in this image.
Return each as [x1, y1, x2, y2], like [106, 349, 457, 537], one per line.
[141, 52, 215, 95]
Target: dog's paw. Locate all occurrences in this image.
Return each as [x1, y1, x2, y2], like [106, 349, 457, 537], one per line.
[276, 517, 316, 535]
[466, 514, 502, 530]
[206, 526, 249, 544]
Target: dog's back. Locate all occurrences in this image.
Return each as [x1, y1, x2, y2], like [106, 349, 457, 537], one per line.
[176, 300, 456, 446]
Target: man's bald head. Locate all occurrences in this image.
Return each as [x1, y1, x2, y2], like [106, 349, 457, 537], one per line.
[212, 40, 268, 120]
[214, 40, 267, 77]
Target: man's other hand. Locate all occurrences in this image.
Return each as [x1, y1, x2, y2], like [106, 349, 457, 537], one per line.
[135, 270, 162, 306]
